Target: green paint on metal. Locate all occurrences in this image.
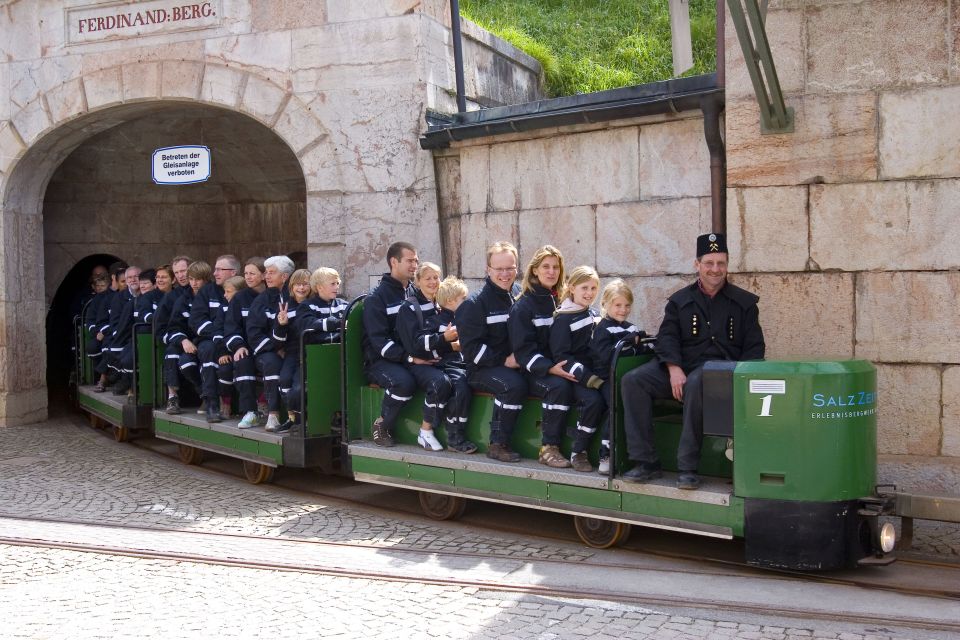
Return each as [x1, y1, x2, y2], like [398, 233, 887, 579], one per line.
[79, 394, 122, 422]
[305, 344, 342, 437]
[727, 0, 794, 134]
[352, 456, 408, 478]
[621, 491, 744, 535]
[136, 332, 155, 405]
[344, 301, 367, 441]
[80, 327, 94, 385]
[733, 360, 876, 502]
[155, 419, 188, 438]
[456, 469, 549, 500]
[548, 483, 621, 510]
[409, 464, 455, 486]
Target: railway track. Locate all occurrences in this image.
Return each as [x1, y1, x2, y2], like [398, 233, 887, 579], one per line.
[66, 417, 960, 625]
[1, 511, 959, 636]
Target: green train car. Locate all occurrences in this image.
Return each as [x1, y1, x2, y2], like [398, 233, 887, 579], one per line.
[73, 295, 896, 571]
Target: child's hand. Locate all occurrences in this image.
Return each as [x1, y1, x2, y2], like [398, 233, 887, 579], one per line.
[443, 325, 458, 342]
[234, 347, 249, 361]
[451, 340, 461, 352]
[505, 353, 520, 369]
[218, 355, 232, 365]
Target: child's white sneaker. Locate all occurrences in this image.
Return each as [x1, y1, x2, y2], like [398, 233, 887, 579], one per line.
[238, 411, 259, 429]
[264, 414, 280, 432]
[418, 429, 443, 451]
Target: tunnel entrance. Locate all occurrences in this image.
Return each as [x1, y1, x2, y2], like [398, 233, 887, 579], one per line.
[43, 103, 308, 405]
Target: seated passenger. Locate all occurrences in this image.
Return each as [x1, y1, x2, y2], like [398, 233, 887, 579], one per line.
[191, 255, 239, 423]
[396, 263, 477, 453]
[456, 242, 527, 462]
[83, 273, 111, 370]
[246, 255, 294, 431]
[589, 279, 642, 474]
[92, 262, 128, 391]
[550, 266, 606, 472]
[157, 256, 193, 411]
[509, 246, 577, 469]
[621, 233, 765, 489]
[362, 242, 419, 447]
[101, 265, 140, 391]
[433, 276, 477, 453]
[278, 267, 349, 433]
[271, 268, 313, 433]
[164, 261, 211, 414]
[113, 268, 162, 395]
[222, 275, 259, 430]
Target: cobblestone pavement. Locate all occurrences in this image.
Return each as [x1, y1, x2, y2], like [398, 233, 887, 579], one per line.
[0, 543, 926, 640]
[0, 417, 957, 639]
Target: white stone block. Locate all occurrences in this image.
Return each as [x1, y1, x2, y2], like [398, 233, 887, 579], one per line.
[326, 0, 420, 23]
[273, 95, 327, 154]
[944, 366, 960, 457]
[160, 61, 203, 100]
[807, 0, 947, 93]
[459, 211, 519, 279]
[291, 19, 419, 92]
[731, 273, 855, 360]
[875, 364, 941, 456]
[0, 122, 26, 175]
[488, 128, 640, 212]
[121, 62, 160, 102]
[205, 31, 293, 75]
[517, 206, 596, 273]
[10, 97, 51, 147]
[596, 198, 706, 277]
[880, 85, 960, 180]
[200, 64, 244, 107]
[83, 67, 122, 111]
[459, 145, 490, 214]
[240, 75, 288, 125]
[639, 118, 710, 199]
[727, 186, 808, 272]
[811, 180, 960, 272]
[856, 272, 960, 364]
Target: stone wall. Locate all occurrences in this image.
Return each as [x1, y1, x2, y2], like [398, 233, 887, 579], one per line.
[433, 112, 713, 335]
[0, 0, 543, 425]
[723, 0, 960, 459]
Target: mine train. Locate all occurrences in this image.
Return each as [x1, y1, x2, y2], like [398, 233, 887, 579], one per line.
[73, 294, 897, 571]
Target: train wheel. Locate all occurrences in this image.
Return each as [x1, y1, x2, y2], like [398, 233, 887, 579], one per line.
[242, 460, 275, 484]
[418, 492, 467, 521]
[112, 424, 129, 443]
[177, 445, 205, 466]
[87, 413, 99, 429]
[573, 516, 632, 549]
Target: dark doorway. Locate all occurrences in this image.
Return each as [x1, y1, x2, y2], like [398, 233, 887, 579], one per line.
[45, 254, 121, 407]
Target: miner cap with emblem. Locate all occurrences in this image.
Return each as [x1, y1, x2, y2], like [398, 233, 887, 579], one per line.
[696, 232, 728, 258]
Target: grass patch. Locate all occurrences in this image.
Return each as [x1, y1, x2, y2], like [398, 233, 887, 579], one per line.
[460, 0, 717, 97]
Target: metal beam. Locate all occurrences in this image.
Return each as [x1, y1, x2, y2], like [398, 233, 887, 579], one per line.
[726, 0, 794, 134]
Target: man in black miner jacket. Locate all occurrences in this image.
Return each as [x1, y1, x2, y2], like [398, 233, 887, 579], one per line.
[363, 242, 420, 447]
[455, 241, 527, 462]
[621, 233, 765, 490]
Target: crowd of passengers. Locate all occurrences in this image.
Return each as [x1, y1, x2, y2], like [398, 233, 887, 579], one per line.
[80, 232, 763, 490]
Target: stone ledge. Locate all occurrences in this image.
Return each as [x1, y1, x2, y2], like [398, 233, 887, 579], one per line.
[0, 389, 48, 428]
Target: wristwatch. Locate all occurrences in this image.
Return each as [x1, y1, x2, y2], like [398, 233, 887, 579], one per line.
[406, 355, 414, 364]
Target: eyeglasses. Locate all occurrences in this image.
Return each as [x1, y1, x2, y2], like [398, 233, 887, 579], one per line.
[214, 267, 236, 272]
[488, 266, 517, 274]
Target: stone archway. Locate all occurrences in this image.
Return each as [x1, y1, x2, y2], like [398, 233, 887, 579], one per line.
[0, 62, 333, 426]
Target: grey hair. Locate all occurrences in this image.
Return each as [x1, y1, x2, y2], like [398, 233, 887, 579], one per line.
[264, 255, 295, 275]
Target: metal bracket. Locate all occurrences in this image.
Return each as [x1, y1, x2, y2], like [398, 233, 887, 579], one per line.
[726, 0, 794, 134]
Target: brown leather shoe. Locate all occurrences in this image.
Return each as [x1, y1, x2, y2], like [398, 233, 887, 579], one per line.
[486, 442, 520, 462]
[538, 444, 571, 469]
[570, 451, 593, 473]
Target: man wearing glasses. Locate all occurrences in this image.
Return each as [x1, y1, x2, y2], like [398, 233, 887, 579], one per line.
[456, 242, 527, 462]
[190, 254, 240, 423]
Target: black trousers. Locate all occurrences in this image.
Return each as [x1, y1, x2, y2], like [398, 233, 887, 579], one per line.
[409, 364, 453, 427]
[365, 360, 415, 431]
[441, 364, 471, 443]
[163, 342, 200, 393]
[229, 355, 258, 414]
[621, 360, 705, 472]
[526, 373, 571, 447]
[569, 384, 607, 453]
[255, 352, 283, 412]
[467, 366, 527, 445]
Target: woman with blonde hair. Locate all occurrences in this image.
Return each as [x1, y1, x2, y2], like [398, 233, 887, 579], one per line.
[508, 245, 577, 469]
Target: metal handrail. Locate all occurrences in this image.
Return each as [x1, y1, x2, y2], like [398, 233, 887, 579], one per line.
[299, 326, 317, 436]
[339, 294, 368, 444]
[606, 334, 656, 481]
